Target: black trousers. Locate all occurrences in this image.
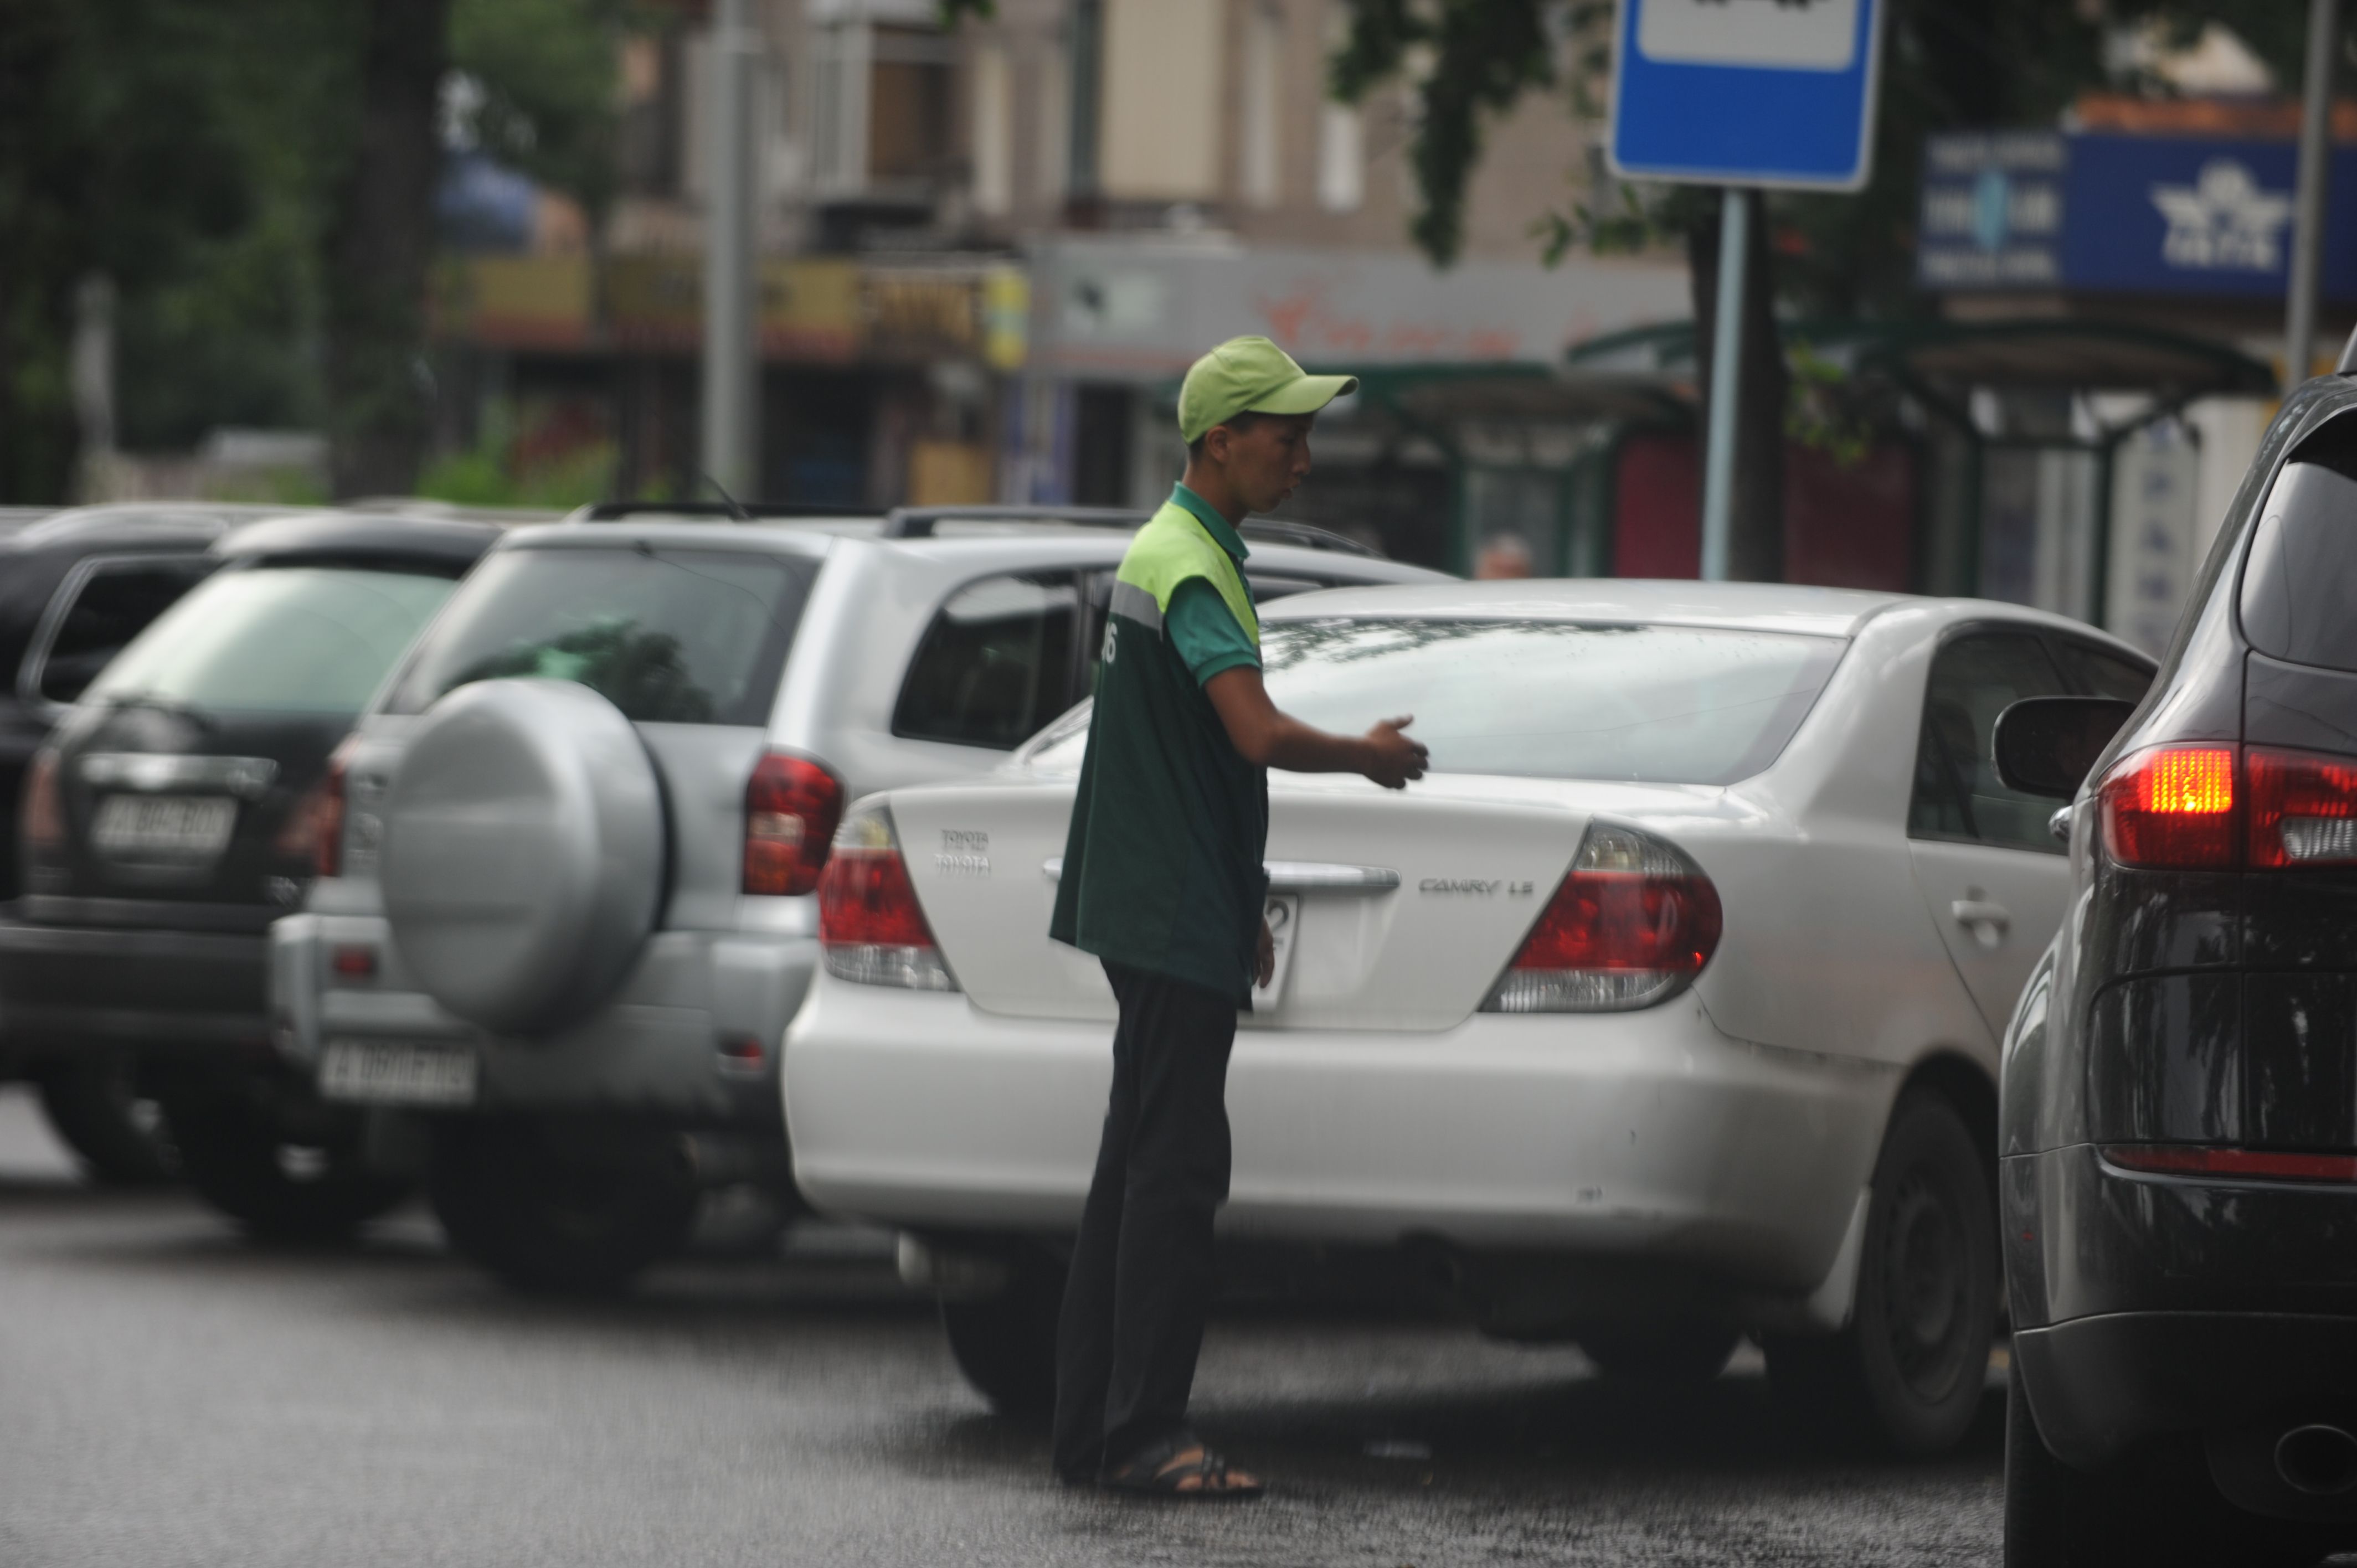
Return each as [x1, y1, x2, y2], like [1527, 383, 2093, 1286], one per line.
[1051, 960, 1239, 1481]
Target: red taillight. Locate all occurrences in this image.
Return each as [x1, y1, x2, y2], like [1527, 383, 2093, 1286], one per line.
[2098, 744, 2237, 869]
[743, 752, 843, 896]
[21, 750, 62, 852]
[276, 746, 351, 878]
[330, 943, 377, 979]
[2104, 1143, 2357, 1183]
[1485, 823, 1722, 1013]
[2248, 746, 2357, 869]
[816, 806, 956, 991]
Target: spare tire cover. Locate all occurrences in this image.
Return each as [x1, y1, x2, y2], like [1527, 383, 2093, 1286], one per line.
[380, 679, 664, 1036]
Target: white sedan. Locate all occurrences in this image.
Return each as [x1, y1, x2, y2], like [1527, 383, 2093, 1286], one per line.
[782, 580, 2153, 1455]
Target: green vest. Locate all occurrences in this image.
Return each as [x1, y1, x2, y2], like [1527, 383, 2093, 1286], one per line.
[1047, 496, 1268, 1002]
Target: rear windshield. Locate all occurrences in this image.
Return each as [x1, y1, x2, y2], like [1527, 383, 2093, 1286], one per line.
[83, 565, 456, 715]
[2241, 452, 2357, 672]
[1029, 618, 1845, 785]
[384, 546, 816, 725]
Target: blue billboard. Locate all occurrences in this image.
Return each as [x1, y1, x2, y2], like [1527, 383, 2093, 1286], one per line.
[1919, 129, 2357, 300]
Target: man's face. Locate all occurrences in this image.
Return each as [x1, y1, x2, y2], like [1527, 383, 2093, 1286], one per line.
[1214, 413, 1315, 513]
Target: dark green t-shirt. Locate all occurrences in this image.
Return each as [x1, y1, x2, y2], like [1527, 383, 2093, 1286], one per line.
[1047, 485, 1268, 1003]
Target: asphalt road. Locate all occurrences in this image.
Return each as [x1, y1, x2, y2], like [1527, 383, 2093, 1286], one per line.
[0, 1085, 2004, 1567]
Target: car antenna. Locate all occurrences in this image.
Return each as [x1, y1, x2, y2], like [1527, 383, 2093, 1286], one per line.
[699, 470, 752, 523]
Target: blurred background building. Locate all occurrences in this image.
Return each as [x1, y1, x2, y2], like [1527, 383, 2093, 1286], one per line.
[24, 2, 2353, 648]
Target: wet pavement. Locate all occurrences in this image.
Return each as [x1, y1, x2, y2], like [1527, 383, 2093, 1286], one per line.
[0, 1086, 2003, 1566]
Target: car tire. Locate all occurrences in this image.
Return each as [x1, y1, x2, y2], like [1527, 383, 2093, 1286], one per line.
[36, 1052, 176, 1185]
[1766, 1089, 1995, 1457]
[939, 1248, 1064, 1422]
[428, 1117, 699, 1297]
[163, 1089, 408, 1243]
[1578, 1323, 1740, 1385]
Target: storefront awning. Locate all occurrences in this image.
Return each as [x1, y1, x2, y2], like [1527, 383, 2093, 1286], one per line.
[1565, 316, 2276, 405]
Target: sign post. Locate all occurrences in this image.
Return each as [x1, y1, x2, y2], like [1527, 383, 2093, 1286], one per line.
[1609, 0, 1887, 580]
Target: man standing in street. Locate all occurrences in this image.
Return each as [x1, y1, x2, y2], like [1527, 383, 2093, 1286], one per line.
[1047, 336, 1429, 1498]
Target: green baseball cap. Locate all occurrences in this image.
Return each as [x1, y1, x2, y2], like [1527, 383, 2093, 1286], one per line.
[1177, 336, 1358, 443]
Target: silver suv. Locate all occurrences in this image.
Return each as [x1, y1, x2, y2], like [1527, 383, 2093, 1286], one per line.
[272, 503, 1446, 1292]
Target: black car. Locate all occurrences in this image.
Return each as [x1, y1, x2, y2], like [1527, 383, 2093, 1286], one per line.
[1997, 376, 2357, 1565]
[0, 503, 291, 1180]
[0, 510, 500, 1237]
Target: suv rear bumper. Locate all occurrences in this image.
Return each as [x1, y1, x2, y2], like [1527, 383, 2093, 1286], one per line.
[274, 912, 815, 1129]
[2015, 1310, 2357, 1472]
[0, 910, 269, 1056]
[2006, 1142, 2357, 1481]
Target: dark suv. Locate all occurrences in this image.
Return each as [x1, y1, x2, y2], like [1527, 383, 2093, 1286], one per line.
[0, 503, 287, 1180]
[1998, 377, 2357, 1565]
[0, 511, 499, 1237]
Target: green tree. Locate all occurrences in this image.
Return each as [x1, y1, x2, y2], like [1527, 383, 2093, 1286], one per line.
[0, 0, 634, 505]
[1331, 1, 2334, 581]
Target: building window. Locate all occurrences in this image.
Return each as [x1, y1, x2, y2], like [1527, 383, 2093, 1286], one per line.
[1240, 3, 1283, 208]
[1035, 32, 1071, 206]
[1317, 100, 1363, 212]
[810, 19, 953, 197]
[971, 40, 1012, 216]
[1096, 0, 1222, 202]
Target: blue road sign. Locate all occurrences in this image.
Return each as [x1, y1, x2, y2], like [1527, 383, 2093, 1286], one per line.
[1608, 0, 1887, 191]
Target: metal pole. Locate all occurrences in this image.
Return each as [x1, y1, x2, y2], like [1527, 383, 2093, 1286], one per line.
[701, 0, 760, 496]
[1701, 188, 1749, 582]
[2287, 0, 2339, 392]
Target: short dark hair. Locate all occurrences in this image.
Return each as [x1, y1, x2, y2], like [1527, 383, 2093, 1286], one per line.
[1185, 408, 1267, 462]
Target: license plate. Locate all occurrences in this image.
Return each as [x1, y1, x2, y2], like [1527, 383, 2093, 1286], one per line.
[319, 1039, 478, 1107]
[1250, 894, 1300, 1013]
[90, 794, 236, 862]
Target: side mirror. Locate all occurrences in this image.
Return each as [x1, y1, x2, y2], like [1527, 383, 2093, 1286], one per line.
[1994, 696, 2138, 799]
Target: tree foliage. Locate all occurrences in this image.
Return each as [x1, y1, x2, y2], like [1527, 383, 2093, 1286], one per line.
[0, 0, 634, 502]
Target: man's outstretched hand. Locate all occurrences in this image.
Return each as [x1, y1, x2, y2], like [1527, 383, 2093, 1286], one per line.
[1359, 716, 1427, 790]
[1204, 667, 1432, 790]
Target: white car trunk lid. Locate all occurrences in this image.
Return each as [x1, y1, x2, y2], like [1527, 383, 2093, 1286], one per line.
[887, 773, 1598, 1031]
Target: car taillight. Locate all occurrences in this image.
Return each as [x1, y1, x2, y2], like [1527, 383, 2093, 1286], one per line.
[20, 750, 62, 854]
[2248, 746, 2357, 869]
[743, 752, 843, 896]
[816, 805, 956, 992]
[1481, 822, 1722, 1013]
[2097, 744, 2237, 870]
[278, 741, 354, 878]
[2104, 1143, 2357, 1183]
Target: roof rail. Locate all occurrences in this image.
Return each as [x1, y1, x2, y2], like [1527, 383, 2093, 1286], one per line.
[572, 500, 861, 522]
[879, 504, 1147, 538]
[880, 503, 1384, 558]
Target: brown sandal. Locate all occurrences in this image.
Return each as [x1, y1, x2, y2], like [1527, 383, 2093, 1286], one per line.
[1102, 1435, 1264, 1500]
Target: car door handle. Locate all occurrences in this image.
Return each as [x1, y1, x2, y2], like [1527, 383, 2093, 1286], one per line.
[1950, 899, 2011, 950]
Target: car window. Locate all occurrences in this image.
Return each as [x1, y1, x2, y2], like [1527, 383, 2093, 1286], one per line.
[2054, 640, 2153, 703]
[1033, 618, 1844, 785]
[83, 566, 457, 715]
[385, 546, 817, 725]
[2240, 453, 2357, 672]
[1247, 575, 1324, 602]
[30, 557, 212, 705]
[893, 572, 1079, 749]
[1908, 631, 2070, 852]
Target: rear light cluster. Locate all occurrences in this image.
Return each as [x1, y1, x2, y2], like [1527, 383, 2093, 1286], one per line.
[20, 750, 63, 854]
[816, 805, 957, 992]
[2103, 1143, 2357, 1184]
[744, 752, 844, 896]
[2099, 744, 2357, 871]
[1481, 822, 1722, 1014]
[278, 742, 353, 878]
